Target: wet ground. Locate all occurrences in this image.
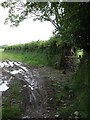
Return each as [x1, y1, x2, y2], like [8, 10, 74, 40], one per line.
[0, 60, 74, 119]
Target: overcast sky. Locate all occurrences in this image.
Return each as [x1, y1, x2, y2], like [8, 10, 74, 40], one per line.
[0, 3, 55, 46]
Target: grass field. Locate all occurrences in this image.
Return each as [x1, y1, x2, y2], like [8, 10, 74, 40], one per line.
[1, 50, 48, 67]
[0, 49, 4, 61]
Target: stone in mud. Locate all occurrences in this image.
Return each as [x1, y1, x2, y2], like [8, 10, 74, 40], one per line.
[50, 98, 53, 101]
[22, 116, 30, 119]
[55, 114, 59, 117]
[74, 111, 79, 116]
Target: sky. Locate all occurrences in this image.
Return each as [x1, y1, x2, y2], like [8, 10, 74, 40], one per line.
[0, 2, 55, 46]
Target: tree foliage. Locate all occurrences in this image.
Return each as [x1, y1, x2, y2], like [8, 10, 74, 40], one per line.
[5, 35, 61, 53]
[62, 2, 90, 52]
[1, 1, 90, 52]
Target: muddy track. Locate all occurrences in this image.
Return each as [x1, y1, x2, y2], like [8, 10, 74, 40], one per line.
[0, 60, 49, 118]
[0, 60, 74, 119]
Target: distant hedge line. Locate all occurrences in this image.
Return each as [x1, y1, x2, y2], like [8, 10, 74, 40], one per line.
[5, 36, 63, 55]
[4, 36, 63, 68]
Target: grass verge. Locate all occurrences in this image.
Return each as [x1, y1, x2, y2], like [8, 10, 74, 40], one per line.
[69, 53, 89, 118]
[2, 50, 48, 67]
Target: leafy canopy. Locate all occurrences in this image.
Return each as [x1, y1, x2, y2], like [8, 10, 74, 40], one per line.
[1, 1, 90, 52]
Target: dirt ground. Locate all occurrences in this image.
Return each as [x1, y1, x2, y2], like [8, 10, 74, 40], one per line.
[0, 60, 74, 119]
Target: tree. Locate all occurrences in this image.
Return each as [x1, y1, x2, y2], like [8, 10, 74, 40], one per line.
[61, 2, 90, 52]
[1, 1, 90, 52]
[1, 1, 66, 37]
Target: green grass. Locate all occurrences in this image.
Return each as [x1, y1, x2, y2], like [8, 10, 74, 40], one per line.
[60, 106, 75, 118]
[2, 50, 48, 66]
[68, 53, 89, 118]
[2, 106, 21, 119]
[2, 49, 62, 69]
[9, 80, 23, 100]
[2, 79, 23, 119]
[55, 53, 89, 119]
[0, 49, 4, 61]
[0, 108, 2, 119]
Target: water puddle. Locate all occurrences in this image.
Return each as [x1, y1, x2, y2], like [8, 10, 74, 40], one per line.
[10, 69, 24, 75]
[8, 61, 14, 67]
[0, 62, 4, 68]
[0, 75, 10, 92]
[0, 81, 9, 92]
[0, 60, 41, 102]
